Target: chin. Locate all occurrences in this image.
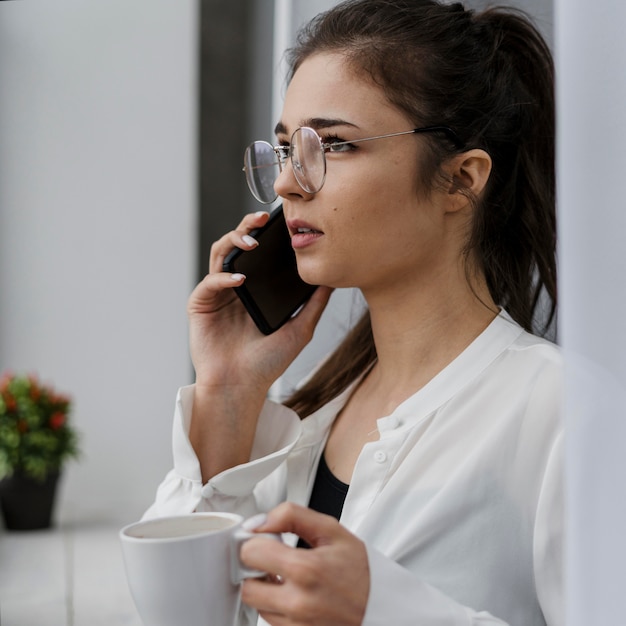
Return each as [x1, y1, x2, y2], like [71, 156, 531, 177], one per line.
[295, 259, 321, 285]
[299, 270, 352, 290]
[296, 258, 356, 289]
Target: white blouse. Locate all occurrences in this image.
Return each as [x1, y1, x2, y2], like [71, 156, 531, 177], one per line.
[145, 311, 564, 626]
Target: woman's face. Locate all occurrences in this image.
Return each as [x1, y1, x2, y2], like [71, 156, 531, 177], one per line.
[275, 52, 459, 295]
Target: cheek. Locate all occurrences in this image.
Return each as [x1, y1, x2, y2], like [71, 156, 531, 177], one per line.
[321, 156, 431, 256]
[363, 155, 419, 200]
[330, 162, 411, 214]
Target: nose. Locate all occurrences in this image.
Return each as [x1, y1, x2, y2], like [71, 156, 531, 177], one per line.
[274, 158, 315, 201]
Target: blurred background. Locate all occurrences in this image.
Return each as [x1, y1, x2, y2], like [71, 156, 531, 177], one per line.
[1, 1, 625, 624]
[0, 0, 198, 524]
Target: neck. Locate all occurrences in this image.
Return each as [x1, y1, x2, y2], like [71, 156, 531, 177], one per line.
[362, 267, 497, 395]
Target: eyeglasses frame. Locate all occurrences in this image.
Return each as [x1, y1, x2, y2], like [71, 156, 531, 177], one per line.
[243, 124, 464, 203]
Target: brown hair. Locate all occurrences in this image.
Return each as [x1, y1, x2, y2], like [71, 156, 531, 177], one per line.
[284, 0, 556, 418]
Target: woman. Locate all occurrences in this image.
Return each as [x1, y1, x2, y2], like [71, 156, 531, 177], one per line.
[146, 1, 562, 624]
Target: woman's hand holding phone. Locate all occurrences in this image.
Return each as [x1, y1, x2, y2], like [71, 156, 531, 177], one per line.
[222, 206, 318, 335]
[189, 210, 330, 392]
[186, 210, 332, 481]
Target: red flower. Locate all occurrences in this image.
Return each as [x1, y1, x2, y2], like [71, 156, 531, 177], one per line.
[3, 393, 17, 412]
[49, 412, 66, 430]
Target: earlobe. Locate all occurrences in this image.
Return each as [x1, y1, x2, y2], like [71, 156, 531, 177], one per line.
[447, 149, 492, 204]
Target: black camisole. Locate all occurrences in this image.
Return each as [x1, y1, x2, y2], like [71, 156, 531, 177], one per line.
[297, 452, 349, 549]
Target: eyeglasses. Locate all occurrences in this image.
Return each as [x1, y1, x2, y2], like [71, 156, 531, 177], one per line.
[242, 125, 462, 204]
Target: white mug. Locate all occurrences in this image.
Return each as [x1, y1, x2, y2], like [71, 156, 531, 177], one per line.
[120, 512, 274, 626]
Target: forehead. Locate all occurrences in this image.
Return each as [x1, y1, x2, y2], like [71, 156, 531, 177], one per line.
[279, 52, 410, 134]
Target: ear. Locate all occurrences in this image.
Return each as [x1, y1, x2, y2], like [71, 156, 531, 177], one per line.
[445, 149, 492, 212]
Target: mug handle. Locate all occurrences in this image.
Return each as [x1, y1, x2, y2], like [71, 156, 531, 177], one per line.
[230, 528, 282, 584]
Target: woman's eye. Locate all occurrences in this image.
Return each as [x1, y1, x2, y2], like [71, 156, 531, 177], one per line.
[276, 145, 290, 160]
[325, 139, 355, 153]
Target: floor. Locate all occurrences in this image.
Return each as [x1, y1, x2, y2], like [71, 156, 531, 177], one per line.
[0, 518, 143, 626]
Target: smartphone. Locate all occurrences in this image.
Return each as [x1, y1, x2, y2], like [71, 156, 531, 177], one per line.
[222, 205, 317, 334]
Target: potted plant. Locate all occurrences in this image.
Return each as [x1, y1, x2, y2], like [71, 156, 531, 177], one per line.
[0, 371, 80, 530]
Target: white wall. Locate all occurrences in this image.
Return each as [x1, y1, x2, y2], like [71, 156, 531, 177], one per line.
[556, 1, 626, 623]
[0, 0, 198, 524]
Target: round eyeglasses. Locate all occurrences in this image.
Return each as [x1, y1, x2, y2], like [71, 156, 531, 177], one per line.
[242, 125, 462, 204]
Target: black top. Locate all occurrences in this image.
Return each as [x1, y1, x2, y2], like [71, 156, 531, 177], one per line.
[297, 452, 349, 549]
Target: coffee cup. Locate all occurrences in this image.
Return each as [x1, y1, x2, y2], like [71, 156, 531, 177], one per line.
[119, 512, 276, 626]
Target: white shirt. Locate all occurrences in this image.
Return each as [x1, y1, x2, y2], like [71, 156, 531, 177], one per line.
[145, 311, 564, 626]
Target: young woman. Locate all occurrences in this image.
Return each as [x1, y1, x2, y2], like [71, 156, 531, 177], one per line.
[146, 1, 562, 624]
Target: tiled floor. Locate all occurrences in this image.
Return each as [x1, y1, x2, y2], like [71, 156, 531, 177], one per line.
[0, 520, 143, 625]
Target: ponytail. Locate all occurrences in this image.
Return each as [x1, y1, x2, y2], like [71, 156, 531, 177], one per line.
[467, 8, 556, 334]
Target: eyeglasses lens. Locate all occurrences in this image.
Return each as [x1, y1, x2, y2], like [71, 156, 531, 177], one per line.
[244, 141, 280, 204]
[244, 128, 328, 203]
[292, 127, 326, 194]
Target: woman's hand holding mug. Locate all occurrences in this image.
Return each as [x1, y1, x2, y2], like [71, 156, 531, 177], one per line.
[240, 503, 370, 626]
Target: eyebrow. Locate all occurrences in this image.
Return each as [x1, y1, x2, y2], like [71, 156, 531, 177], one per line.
[274, 118, 359, 136]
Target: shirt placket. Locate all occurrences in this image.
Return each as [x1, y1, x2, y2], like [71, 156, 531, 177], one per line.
[340, 416, 405, 531]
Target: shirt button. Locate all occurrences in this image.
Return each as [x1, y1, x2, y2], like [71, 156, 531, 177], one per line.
[201, 484, 215, 498]
[374, 451, 387, 463]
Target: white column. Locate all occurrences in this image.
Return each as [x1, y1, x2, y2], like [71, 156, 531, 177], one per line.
[555, 1, 626, 623]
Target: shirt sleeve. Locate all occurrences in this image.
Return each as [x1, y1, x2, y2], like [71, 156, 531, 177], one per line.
[143, 385, 302, 520]
[364, 546, 506, 625]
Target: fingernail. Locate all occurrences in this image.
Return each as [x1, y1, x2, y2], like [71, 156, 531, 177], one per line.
[242, 235, 258, 247]
[242, 513, 267, 531]
[230, 273, 245, 281]
[255, 211, 268, 218]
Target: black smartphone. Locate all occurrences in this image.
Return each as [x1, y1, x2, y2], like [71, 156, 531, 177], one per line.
[222, 205, 317, 334]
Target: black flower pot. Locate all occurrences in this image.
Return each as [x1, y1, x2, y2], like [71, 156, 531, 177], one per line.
[0, 471, 60, 530]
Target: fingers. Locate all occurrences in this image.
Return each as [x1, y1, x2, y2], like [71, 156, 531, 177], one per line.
[256, 502, 342, 548]
[239, 504, 370, 624]
[240, 538, 329, 620]
[242, 575, 319, 624]
[187, 271, 246, 316]
[239, 505, 350, 586]
[209, 210, 270, 274]
[192, 210, 270, 316]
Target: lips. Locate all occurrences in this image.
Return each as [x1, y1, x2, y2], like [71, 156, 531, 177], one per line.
[287, 219, 323, 236]
[287, 219, 324, 249]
